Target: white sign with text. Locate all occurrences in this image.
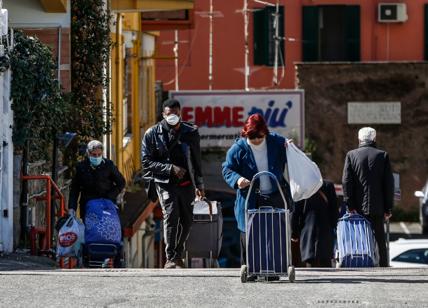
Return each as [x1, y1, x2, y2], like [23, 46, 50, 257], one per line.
[348, 102, 401, 124]
[170, 90, 305, 148]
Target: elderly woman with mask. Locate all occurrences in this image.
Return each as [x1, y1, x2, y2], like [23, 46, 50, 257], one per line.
[68, 140, 126, 219]
[222, 113, 292, 267]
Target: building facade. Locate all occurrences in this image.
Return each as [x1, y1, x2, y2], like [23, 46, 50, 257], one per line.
[156, 0, 428, 90]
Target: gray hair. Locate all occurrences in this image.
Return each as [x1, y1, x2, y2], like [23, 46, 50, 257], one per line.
[358, 127, 376, 142]
[87, 140, 103, 153]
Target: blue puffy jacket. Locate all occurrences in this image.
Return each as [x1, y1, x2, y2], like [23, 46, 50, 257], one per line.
[222, 132, 291, 232]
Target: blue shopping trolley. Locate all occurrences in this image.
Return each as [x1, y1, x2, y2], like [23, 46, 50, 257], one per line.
[336, 213, 377, 267]
[240, 171, 295, 283]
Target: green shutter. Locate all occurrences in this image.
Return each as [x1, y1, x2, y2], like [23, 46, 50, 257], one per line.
[253, 8, 266, 65]
[265, 6, 285, 66]
[302, 6, 319, 62]
[345, 5, 360, 62]
[254, 6, 285, 66]
[425, 4, 428, 60]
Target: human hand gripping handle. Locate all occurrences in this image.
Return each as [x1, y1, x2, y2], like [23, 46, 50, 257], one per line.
[68, 208, 75, 217]
[172, 164, 187, 179]
[237, 177, 251, 189]
[284, 138, 293, 149]
[195, 188, 205, 199]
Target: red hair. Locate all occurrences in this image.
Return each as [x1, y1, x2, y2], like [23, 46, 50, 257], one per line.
[240, 113, 269, 138]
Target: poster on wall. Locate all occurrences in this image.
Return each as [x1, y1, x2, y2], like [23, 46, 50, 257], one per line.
[170, 90, 305, 148]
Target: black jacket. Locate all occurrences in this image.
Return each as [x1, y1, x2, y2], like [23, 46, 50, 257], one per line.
[141, 120, 204, 189]
[69, 158, 126, 217]
[342, 142, 394, 217]
[291, 181, 338, 262]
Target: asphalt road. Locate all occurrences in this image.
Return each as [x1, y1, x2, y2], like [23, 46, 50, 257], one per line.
[0, 268, 427, 307]
[389, 222, 427, 240]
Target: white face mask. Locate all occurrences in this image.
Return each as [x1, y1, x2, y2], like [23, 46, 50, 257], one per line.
[164, 114, 180, 126]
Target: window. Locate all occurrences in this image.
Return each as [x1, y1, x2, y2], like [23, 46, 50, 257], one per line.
[392, 249, 428, 264]
[253, 6, 285, 66]
[302, 5, 360, 62]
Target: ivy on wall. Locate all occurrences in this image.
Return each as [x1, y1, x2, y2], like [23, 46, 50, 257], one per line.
[10, 31, 71, 160]
[71, 0, 111, 140]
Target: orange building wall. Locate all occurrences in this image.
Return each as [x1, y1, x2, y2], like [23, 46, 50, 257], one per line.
[155, 0, 428, 91]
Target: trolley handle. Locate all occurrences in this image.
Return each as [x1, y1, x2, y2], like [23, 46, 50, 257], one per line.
[244, 171, 288, 212]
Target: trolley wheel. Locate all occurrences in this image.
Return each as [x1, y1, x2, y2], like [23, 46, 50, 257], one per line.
[288, 266, 295, 283]
[240, 265, 248, 283]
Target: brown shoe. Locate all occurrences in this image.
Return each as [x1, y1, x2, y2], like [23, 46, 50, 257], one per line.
[164, 260, 176, 269]
[173, 258, 185, 269]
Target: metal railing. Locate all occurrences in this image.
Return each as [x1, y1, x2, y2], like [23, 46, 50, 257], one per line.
[22, 175, 66, 256]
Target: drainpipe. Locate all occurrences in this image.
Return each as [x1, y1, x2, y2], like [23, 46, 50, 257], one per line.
[57, 26, 61, 85]
[104, 0, 111, 158]
[115, 13, 123, 169]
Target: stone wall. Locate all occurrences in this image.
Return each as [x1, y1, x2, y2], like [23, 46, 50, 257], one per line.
[295, 62, 428, 214]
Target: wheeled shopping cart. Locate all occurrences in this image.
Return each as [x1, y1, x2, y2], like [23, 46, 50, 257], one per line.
[240, 171, 295, 283]
[336, 213, 390, 268]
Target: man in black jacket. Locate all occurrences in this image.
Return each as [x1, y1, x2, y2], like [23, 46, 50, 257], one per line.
[142, 98, 205, 269]
[68, 140, 126, 219]
[342, 127, 394, 267]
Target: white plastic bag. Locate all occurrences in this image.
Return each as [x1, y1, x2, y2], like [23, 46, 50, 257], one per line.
[57, 216, 85, 258]
[192, 199, 218, 215]
[286, 142, 323, 201]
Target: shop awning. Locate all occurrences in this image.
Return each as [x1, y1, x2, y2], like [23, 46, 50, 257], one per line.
[111, 0, 194, 12]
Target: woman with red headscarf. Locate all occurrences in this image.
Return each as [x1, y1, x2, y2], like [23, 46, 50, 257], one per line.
[222, 113, 292, 267]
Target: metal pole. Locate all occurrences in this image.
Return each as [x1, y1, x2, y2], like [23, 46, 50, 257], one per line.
[51, 133, 58, 249]
[208, 0, 214, 90]
[19, 140, 29, 245]
[57, 26, 62, 86]
[244, 0, 249, 91]
[174, 30, 179, 91]
[273, 1, 279, 86]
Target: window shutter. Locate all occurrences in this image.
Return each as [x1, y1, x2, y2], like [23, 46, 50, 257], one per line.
[254, 6, 285, 66]
[302, 6, 319, 62]
[253, 8, 267, 65]
[345, 5, 360, 62]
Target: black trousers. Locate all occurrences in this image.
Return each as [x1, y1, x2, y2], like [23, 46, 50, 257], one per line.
[366, 215, 388, 267]
[240, 190, 286, 266]
[156, 182, 195, 261]
[305, 258, 331, 268]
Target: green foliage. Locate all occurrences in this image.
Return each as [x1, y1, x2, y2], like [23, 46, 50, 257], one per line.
[10, 31, 70, 160]
[391, 207, 419, 222]
[71, 0, 112, 139]
[303, 137, 322, 164]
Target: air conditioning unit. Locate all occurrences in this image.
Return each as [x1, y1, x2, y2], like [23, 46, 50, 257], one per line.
[378, 3, 408, 23]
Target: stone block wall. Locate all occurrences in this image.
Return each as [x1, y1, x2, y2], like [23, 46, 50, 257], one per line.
[295, 62, 428, 213]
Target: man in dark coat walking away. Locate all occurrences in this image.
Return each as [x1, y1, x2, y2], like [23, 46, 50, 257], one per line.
[291, 180, 338, 267]
[142, 98, 205, 269]
[342, 127, 394, 267]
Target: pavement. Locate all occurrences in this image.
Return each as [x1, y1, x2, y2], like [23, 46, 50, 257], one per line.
[0, 267, 427, 307]
[0, 222, 425, 307]
[0, 252, 56, 271]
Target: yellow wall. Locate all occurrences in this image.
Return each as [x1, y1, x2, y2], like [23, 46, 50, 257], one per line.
[111, 12, 158, 183]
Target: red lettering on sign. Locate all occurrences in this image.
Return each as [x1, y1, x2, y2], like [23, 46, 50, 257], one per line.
[232, 107, 244, 127]
[195, 106, 213, 127]
[181, 107, 193, 122]
[180, 106, 245, 127]
[213, 106, 231, 127]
